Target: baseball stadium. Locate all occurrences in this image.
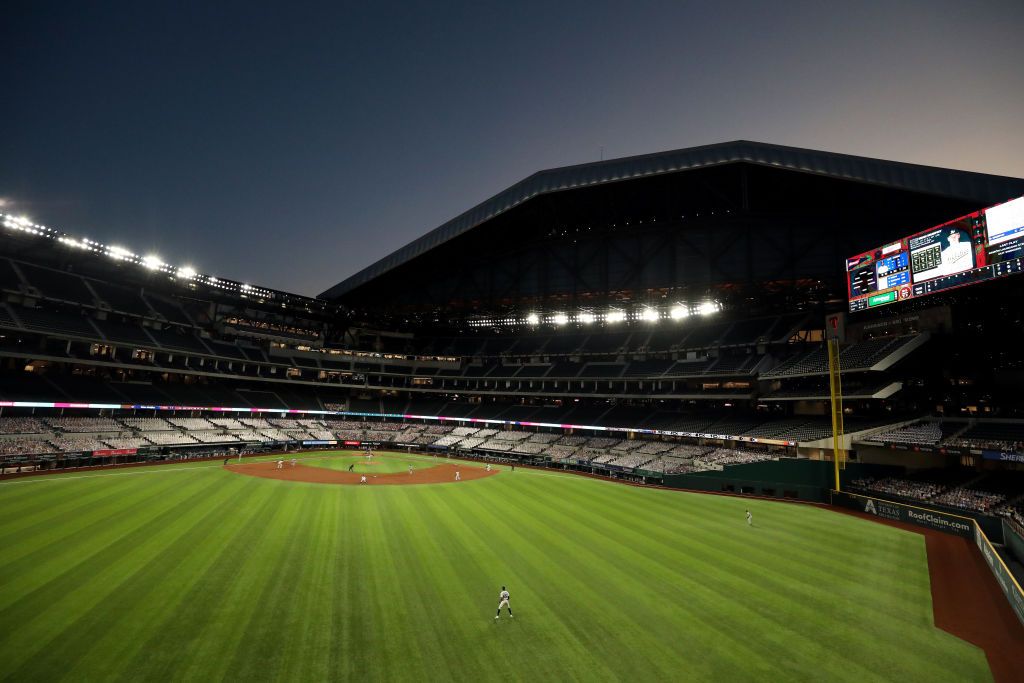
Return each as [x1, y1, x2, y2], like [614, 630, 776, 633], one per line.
[1, 141, 1024, 681]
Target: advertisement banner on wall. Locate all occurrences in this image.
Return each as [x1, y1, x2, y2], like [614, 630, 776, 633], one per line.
[974, 523, 1024, 626]
[830, 490, 973, 537]
[92, 448, 138, 457]
[982, 449, 1024, 463]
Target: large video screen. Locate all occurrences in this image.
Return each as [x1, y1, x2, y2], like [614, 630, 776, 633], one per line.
[847, 196, 1024, 312]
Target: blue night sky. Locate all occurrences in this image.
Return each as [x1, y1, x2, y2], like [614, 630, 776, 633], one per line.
[2, 1, 1022, 295]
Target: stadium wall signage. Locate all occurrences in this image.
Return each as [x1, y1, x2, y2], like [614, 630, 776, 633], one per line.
[830, 491, 973, 537]
[982, 449, 1024, 463]
[0, 401, 797, 446]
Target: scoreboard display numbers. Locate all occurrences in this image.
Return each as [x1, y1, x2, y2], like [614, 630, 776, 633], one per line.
[847, 196, 1024, 312]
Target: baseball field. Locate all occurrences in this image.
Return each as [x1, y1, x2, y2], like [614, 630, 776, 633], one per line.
[0, 451, 997, 681]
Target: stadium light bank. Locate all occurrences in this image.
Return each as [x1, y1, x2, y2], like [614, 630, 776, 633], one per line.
[467, 301, 721, 328]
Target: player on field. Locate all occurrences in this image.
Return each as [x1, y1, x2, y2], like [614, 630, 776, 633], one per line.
[347, 463, 355, 472]
[495, 586, 513, 619]
[291, 458, 297, 467]
[408, 464, 413, 475]
[746, 509, 752, 526]
[486, 463, 491, 472]
[360, 474, 367, 483]
[455, 469, 461, 481]
[277, 459, 284, 469]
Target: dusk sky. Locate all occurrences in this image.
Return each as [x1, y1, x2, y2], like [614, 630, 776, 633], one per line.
[2, 1, 1022, 296]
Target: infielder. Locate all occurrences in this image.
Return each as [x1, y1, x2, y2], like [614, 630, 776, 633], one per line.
[360, 474, 367, 484]
[495, 586, 513, 619]
[290, 458, 297, 467]
[276, 459, 284, 469]
[455, 469, 461, 481]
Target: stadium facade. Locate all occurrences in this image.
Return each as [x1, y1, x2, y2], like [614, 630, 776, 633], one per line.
[1, 140, 1024, 504]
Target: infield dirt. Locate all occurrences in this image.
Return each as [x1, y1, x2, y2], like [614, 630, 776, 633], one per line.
[227, 459, 497, 486]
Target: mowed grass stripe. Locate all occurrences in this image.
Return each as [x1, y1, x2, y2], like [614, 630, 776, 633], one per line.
[548, 482, 930, 624]
[184, 482, 315, 682]
[0, 470, 204, 572]
[394, 486, 521, 682]
[438, 480, 697, 681]
[273, 487, 341, 682]
[428, 485, 622, 682]
[532, 479, 984, 680]
[0, 470, 223, 616]
[0, 470, 232, 679]
[223, 487, 321, 681]
[57, 474, 262, 681]
[542, 479, 934, 624]
[18, 473, 257, 682]
[364, 490, 432, 679]
[495, 475, 828, 681]
[120, 478, 288, 680]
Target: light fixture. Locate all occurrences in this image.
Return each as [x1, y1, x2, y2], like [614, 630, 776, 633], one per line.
[107, 245, 131, 260]
[142, 254, 163, 270]
[642, 308, 660, 322]
[553, 313, 568, 325]
[670, 305, 689, 320]
[177, 266, 197, 279]
[606, 310, 626, 323]
[698, 301, 719, 315]
[579, 312, 595, 324]
[526, 313, 540, 325]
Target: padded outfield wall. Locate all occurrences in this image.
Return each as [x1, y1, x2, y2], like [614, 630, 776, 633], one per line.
[662, 459, 886, 502]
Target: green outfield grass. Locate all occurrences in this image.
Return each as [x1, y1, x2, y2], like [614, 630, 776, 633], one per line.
[0, 451, 991, 682]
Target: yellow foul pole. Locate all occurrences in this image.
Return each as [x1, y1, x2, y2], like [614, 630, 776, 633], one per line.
[827, 338, 845, 491]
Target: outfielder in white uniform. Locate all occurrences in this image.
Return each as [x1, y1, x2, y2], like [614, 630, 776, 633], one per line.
[495, 586, 513, 619]
[746, 510, 752, 526]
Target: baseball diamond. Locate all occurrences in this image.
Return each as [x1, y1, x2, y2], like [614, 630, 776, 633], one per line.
[0, 451, 1018, 681]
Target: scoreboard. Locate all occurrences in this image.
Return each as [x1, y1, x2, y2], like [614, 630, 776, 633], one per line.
[847, 196, 1024, 312]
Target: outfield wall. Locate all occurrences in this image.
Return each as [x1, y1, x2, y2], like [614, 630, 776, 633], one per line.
[829, 490, 974, 537]
[975, 523, 1024, 627]
[663, 459, 832, 501]
[1004, 520, 1024, 568]
[663, 460, 891, 503]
